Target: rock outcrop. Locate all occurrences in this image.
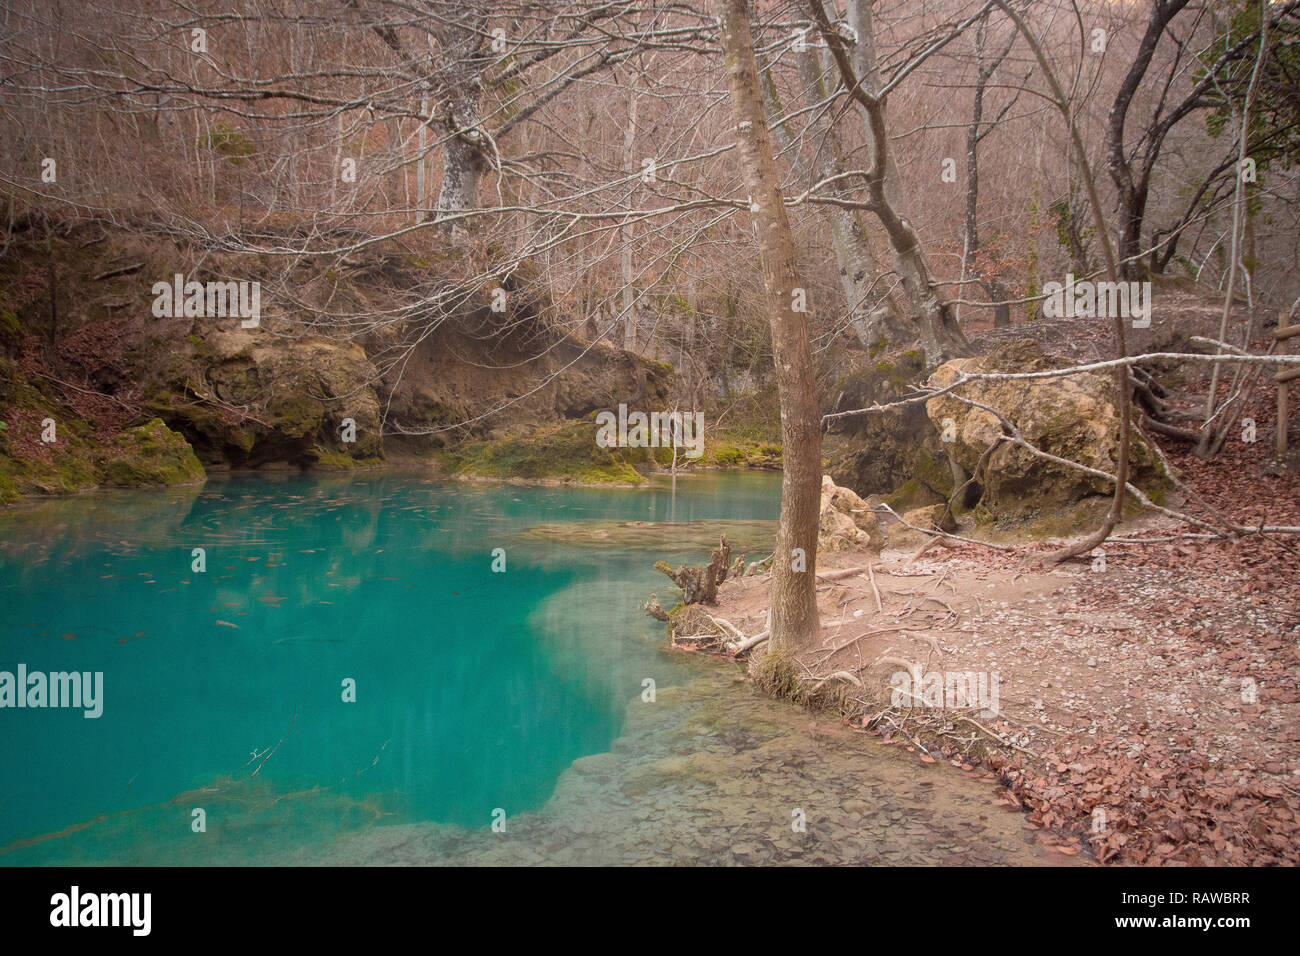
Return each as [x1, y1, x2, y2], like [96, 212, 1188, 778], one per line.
[924, 339, 1166, 519]
[103, 418, 206, 486]
[146, 328, 384, 467]
[825, 351, 956, 510]
[0, 223, 678, 502]
[819, 475, 885, 554]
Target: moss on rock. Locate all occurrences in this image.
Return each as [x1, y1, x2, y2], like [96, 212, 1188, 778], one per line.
[443, 418, 652, 484]
[312, 449, 384, 471]
[826, 350, 953, 502]
[707, 439, 782, 469]
[925, 338, 1170, 521]
[102, 418, 205, 486]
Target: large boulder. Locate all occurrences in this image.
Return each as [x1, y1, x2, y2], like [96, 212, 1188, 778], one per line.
[819, 475, 885, 554]
[103, 418, 205, 486]
[924, 339, 1166, 520]
[825, 352, 956, 510]
[151, 327, 383, 467]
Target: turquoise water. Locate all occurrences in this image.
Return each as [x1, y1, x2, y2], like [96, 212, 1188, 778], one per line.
[0, 470, 1071, 866]
[0, 471, 782, 863]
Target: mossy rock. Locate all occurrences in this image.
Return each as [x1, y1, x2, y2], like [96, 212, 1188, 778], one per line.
[443, 418, 652, 484]
[883, 477, 945, 512]
[266, 391, 324, 439]
[826, 350, 953, 501]
[101, 418, 205, 487]
[312, 449, 384, 471]
[711, 444, 746, 467]
[0, 445, 100, 499]
[143, 335, 384, 466]
[707, 440, 782, 469]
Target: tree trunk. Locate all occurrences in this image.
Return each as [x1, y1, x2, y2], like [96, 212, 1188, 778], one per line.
[433, 17, 490, 237]
[434, 89, 488, 233]
[984, 280, 1012, 329]
[621, 81, 641, 351]
[963, 14, 1015, 330]
[962, 56, 983, 328]
[1116, 188, 1150, 281]
[760, 46, 910, 353]
[716, 0, 821, 662]
[1056, 194, 1095, 277]
[416, 95, 429, 223]
[1105, 0, 1193, 281]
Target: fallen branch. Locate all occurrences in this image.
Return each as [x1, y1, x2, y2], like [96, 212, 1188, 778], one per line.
[816, 624, 933, 658]
[867, 564, 883, 612]
[91, 261, 143, 281]
[816, 566, 873, 581]
[953, 714, 1036, 757]
[707, 615, 746, 644]
[875, 498, 1016, 553]
[872, 655, 922, 687]
[727, 629, 770, 655]
[801, 670, 863, 689]
[725, 608, 771, 656]
[823, 352, 1300, 424]
[32, 370, 140, 414]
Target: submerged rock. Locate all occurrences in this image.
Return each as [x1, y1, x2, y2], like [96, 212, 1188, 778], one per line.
[521, 518, 775, 555]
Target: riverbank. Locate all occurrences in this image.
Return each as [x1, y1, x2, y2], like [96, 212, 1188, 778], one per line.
[684, 443, 1300, 865]
[1, 421, 783, 508]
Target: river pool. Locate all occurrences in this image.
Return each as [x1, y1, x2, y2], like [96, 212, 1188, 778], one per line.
[0, 471, 1066, 865]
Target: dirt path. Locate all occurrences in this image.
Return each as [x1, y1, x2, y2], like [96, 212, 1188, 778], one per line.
[703, 519, 1298, 864]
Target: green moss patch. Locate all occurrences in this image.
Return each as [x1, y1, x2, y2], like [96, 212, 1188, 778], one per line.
[312, 449, 384, 471]
[706, 440, 782, 470]
[442, 418, 653, 484]
[102, 418, 206, 486]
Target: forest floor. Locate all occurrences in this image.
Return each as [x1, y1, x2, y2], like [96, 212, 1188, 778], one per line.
[702, 381, 1300, 867]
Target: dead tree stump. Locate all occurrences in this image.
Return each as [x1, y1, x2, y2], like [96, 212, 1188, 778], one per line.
[653, 534, 732, 606]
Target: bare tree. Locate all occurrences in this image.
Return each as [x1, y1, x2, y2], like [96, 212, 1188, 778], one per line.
[717, 0, 822, 663]
[758, 28, 908, 353]
[808, 0, 972, 365]
[1106, 0, 1298, 278]
[962, 9, 1021, 329]
[992, 0, 1130, 564]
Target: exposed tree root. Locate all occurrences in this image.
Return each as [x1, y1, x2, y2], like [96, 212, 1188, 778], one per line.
[653, 534, 731, 604]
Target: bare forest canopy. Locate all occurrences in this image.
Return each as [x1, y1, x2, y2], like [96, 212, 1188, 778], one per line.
[2, 0, 1298, 379]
